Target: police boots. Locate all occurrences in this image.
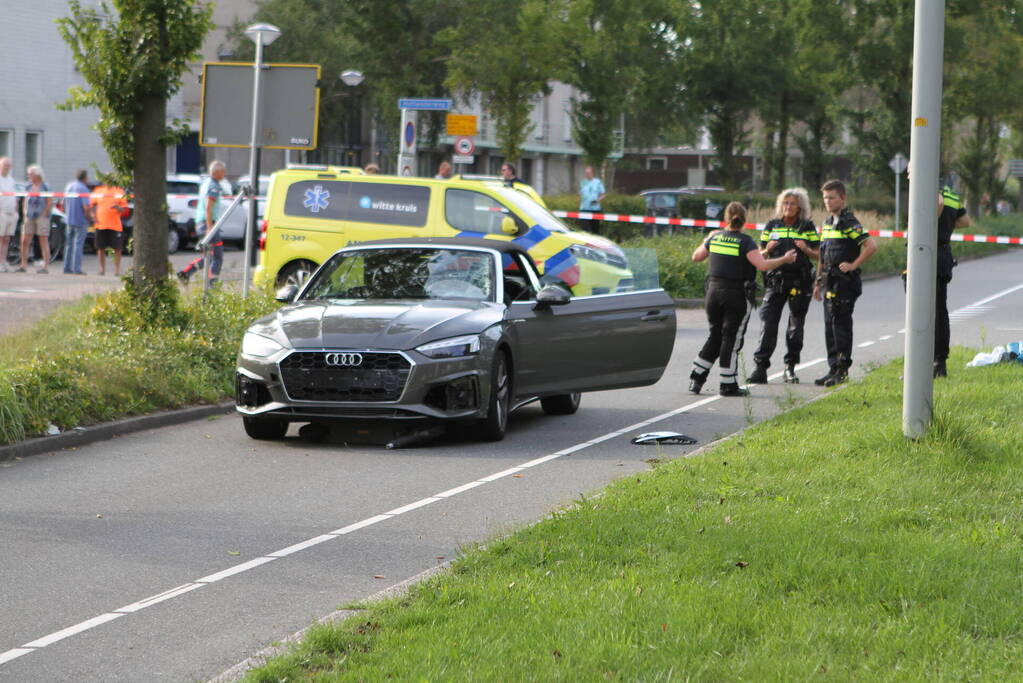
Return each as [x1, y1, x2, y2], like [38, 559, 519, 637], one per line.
[783, 364, 798, 384]
[689, 371, 708, 395]
[747, 363, 768, 384]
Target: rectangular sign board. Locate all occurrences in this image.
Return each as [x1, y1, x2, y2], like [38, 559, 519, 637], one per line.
[398, 98, 452, 111]
[200, 62, 320, 149]
[446, 114, 478, 136]
[452, 154, 474, 165]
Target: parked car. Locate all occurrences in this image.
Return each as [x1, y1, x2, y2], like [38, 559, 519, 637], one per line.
[254, 166, 633, 296]
[235, 238, 676, 442]
[639, 186, 725, 235]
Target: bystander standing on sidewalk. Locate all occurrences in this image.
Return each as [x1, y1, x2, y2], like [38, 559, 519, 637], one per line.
[0, 157, 16, 271]
[177, 160, 227, 285]
[18, 166, 52, 274]
[578, 165, 606, 235]
[89, 178, 128, 277]
[62, 169, 91, 275]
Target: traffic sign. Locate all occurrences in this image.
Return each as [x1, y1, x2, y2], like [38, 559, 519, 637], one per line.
[446, 114, 478, 136]
[454, 136, 475, 156]
[452, 154, 474, 165]
[200, 62, 320, 149]
[398, 98, 452, 111]
[889, 152, 908, 174]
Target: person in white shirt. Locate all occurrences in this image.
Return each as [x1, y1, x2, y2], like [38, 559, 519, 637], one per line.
[0, 157, 17, 272]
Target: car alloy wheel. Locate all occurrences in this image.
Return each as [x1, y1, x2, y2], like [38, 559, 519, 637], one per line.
[475, 351, 510, 441]
[277, 259, 317, 288]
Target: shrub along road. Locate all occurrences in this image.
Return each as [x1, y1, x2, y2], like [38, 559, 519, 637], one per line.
[0, 250, 1020, 681]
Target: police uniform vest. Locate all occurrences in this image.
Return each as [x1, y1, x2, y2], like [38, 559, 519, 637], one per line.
[820, 208, 868, 272]
[760, 218, 818, 276]
[936, 187, 965, 279]
[706, 229, 757, 284]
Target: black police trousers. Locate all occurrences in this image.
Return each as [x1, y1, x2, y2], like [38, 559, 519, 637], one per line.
[691, 279, 752, 386]
[753, 278, 812, 368]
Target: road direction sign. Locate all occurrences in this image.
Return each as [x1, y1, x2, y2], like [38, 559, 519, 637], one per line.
[398, 98, 452, 111]
[454, 136, 475, 156]
[446, 114, 478, 136]
[200, 62, 320, 149]
[889, 152, 908, 174]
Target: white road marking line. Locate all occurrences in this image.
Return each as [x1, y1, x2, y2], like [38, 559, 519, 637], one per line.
[0, 649, 33, 665]
[7, 282, 1019, 666]
[879, 335, 893, 340]
[858, 341, 875, 348]
[197, 558, 277, 584]
[22, 613, 124, 649]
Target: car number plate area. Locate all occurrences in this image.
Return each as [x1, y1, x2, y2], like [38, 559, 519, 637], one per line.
[279, 351, 411, 402]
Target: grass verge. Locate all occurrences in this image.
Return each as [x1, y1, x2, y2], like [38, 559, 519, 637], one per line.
[242, 348, 1023, 681]
[0, 278, 277, 444]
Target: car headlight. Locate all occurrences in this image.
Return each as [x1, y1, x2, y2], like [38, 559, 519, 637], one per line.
[242, 332, 285, 357]
[416, 334, 481, 359]
[570, 243, 628, 269]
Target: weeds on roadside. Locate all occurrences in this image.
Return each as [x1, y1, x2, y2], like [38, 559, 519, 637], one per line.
[0, 279, 278, 444]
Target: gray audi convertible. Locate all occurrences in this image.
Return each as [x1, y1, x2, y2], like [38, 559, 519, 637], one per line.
[235, 238, 676, 441]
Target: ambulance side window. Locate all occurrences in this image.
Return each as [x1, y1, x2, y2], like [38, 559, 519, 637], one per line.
[445, 189, 526, 235]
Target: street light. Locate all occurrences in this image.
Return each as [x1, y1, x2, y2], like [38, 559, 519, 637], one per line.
[241, 22, 280, 297]
[340, 70, 364, 166]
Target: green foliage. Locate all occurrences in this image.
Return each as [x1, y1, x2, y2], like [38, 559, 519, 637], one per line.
[440, 0, 556, 163]
[623, 233, 707, 299]
[56, 0, 213, 184]
[0, 284, 277, 444]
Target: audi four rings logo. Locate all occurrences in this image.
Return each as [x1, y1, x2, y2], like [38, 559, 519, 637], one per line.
[325, 352, 364, 367]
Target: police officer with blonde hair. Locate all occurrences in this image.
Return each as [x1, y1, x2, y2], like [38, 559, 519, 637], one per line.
[748, 187, 819, 384]
[689, 202, 797, 397]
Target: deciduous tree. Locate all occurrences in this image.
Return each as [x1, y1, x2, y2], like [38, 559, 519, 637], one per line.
[58, 0, 212, 296]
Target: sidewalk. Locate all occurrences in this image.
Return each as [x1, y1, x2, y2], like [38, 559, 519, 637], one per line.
[0, 248, 247, 336]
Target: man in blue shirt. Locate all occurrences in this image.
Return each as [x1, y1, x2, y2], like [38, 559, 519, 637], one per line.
[578, 165, 606, 235]
[177, 160, 227, 284]
[62, 170, 91, 275]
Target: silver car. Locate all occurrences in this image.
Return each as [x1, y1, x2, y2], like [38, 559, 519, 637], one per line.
[235, 238, 676, 442]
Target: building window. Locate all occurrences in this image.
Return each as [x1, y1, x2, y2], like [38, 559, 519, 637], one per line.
[0, 130, 11, 159]
[25, 131, 42, 168]
[647, 157, 667, 171]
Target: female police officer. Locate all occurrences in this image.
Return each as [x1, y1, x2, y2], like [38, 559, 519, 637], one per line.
[689, 202, 797, 397]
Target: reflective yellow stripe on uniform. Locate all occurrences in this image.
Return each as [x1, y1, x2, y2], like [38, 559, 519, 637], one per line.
[942, 187, 963, 210]
[821, 227, 846, 240]
[709, 234, 741, 255]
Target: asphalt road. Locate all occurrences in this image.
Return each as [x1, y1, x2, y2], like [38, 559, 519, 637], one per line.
[1, 250, 1021, 682]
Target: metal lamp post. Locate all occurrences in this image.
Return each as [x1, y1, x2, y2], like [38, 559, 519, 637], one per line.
[340, 69, 364, 166]
[242, 22, 280, 297]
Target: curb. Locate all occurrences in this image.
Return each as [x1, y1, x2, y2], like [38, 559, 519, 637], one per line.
[0, 402, 236, 463]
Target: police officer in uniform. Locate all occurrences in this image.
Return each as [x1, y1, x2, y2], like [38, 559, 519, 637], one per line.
[689, 202, 797, 397]
[748, 187, 820, 385]
[813, 180, 877, 387]
[933, 185, 970, 377]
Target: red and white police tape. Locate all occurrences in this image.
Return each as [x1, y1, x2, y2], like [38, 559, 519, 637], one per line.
[553, 209, 1023, 245]
[4, 192, 1020, 245]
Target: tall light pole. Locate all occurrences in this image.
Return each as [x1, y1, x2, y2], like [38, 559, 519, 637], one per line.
[242, 22, 280, 297]
[340, 69, 364, 166]
[903, 1, 945, 438]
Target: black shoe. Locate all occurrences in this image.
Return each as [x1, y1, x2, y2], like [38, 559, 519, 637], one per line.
[933, 361, 948, 378]
[748, 364, 768, 384]
[719, 384, 750, 397]
[783, 364, 799, 384]
[823, 370, 848, 387]
[176, 270, 190, 282]
[814, 371, 835, 386]
[689, 377, 704, 394]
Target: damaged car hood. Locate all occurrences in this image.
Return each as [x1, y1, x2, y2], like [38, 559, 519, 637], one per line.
[268, 299, 502, 350]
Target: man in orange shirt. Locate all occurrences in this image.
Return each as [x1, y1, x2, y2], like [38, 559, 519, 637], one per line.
[89, 181, 128, 276]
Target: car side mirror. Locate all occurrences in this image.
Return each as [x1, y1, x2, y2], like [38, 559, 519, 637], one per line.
[501, 216, 519, 235]
[534, 284, 571, 307]
[275, 284, 298, 302]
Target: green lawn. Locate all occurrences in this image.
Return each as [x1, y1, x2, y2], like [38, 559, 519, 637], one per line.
[244, 349, 1023, 681]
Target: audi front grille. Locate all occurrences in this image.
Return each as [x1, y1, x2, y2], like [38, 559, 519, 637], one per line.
[279, 351, 412, 402]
